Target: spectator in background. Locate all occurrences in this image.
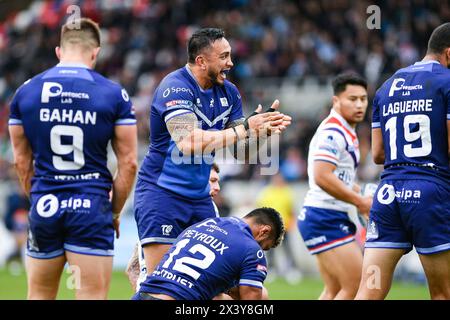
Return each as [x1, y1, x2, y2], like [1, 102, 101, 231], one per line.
[257, 173, 302, 284]
[3, 182, 30, 269]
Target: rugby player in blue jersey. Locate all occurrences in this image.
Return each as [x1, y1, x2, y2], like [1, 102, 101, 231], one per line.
[134, 28, 291, 277]
[132, 207, 284, 300]
[126, 163, 222, 292]
[8, 18, 137, 299]
[355, 23, 450, 300]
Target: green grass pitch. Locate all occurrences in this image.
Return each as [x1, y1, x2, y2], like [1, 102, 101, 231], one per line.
[0, 268, 430, 300]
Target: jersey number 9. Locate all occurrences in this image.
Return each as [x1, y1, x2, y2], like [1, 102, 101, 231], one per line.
[50, 125, 85, 170]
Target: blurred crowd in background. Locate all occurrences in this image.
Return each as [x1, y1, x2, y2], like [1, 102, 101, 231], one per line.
[0, 0, 442, 281]
[1, 0, 447, 184]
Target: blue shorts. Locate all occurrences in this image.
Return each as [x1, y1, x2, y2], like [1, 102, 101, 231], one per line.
[365, 179, 450, 255]
[134, 180, 217, 246]
[27, 192, 114, 259]
[297, 206, 356, 255]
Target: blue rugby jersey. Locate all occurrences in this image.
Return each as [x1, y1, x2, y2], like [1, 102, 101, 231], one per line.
[8, 62, 136, 196]
[372, 60, 450, 184]
[137, 65, 244, 199]
[139, 216, 267, 300]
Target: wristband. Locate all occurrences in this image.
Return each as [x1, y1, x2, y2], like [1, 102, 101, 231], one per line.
[231, 126, 239, 140]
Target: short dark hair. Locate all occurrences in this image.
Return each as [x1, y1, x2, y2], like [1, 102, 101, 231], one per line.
[188, 28, 225, 64]
[244, 207, 285, 248]
[61, 18, 101, 50]
[427, 22, 450, 54]
[211, 162, 220, 174]
[332, 72, 367, 96]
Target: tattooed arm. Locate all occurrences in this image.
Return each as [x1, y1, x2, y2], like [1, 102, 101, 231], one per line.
[166, 106, 287, 155]
[166, 112, 247, 154]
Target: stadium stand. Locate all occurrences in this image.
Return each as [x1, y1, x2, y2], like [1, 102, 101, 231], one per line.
[0, 0, 444, 281]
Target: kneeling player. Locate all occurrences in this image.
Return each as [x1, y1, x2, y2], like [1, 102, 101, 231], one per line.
[132, 207, 284, 300]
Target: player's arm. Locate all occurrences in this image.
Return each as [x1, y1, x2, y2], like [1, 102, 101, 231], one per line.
[166, 111, 284, 155]
[226, 100, 291, 161]
[239, 285, 263, 300]
[447, 120, 450, 157]
[225, 118, 265, 161]
[314, 161, 372, 217]
[371, 127, 385, 164]
[111, 124, 138, 236]
[9, 125, 34, 196]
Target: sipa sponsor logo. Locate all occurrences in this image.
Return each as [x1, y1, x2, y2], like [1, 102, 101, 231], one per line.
[35, 194, 91, 218]
[377, 184, 421, 205]
[36, 194, 59, 218]
[60, 197, 91, 210]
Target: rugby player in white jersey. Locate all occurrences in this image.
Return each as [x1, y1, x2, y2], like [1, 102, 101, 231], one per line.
[297, 73, 373, 299]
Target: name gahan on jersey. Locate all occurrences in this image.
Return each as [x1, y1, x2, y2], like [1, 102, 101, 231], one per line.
[40, 108, 97, 125]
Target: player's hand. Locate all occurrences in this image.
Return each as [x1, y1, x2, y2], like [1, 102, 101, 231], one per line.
[113, 217, 120, 239]
[356, 195, 373, 218]
[266, 99, 292, 131]
[247, 100, 290, 136]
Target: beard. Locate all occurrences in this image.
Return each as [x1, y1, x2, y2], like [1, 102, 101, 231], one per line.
[207, 67, 223, 86]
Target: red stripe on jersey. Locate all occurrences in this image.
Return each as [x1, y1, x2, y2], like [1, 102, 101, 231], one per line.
[309, 234, 354, 251]
[325, 117, 357, 141]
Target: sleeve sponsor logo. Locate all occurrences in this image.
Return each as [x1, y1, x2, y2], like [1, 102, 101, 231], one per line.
[162, 87, 194, 98]
[256, 264, 267, 275]
[121, 88, 130, 102]
[165, 99, 193, 108]
[220, 97, 228, 107]
[256, 250, 264, 259]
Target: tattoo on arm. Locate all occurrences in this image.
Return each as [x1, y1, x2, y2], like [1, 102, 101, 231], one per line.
[166, 112, 198, 143]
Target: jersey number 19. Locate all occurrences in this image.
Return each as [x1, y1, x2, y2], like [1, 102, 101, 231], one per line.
[385, 115, 432, 160]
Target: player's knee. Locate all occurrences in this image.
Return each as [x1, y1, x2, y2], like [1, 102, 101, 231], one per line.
[321, 287, 339, 300]
[430, 287, 450, 300]
[261, 286, 269, 300]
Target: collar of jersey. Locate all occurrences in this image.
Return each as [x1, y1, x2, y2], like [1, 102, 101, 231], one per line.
[56, 62, 90, 69]
[413, 60, 440, 66]
[185, 64, 212, 93]
[329, 109, 356, 135]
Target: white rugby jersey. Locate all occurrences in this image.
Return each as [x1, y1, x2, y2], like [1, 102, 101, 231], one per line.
[303, 109, 360, 212]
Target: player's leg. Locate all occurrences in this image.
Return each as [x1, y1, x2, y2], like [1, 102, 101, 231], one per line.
[125, 242, 140, 291]
[418, 251, 450, 299]
[410, 181, 450, 299]
[63, 193, 115, 299]
[354, 248, 404, 300]
[142, 243, 172, 275]
[26, 255, 66, 299]
[316, 241, 363, 299]
[26, 193, 66, 299]
[316, 254, 340, 299]
[65, 252, 113, 299]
